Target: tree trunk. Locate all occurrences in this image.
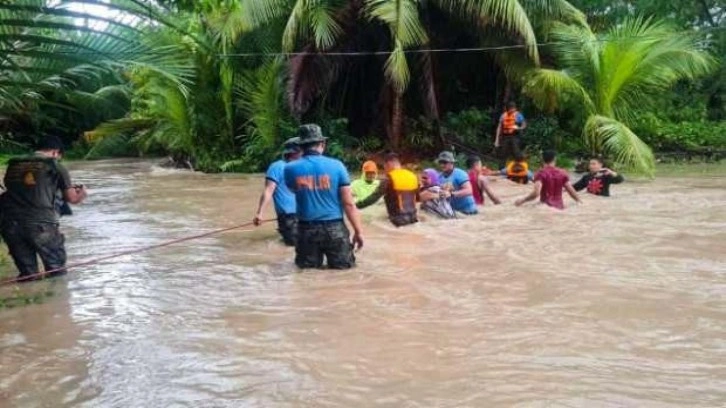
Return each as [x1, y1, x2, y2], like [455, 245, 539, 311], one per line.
[390, 91, 403, 149]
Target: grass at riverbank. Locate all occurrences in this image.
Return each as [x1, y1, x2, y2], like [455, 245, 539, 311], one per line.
[655, 161, 726, 177]
[0, 248, 56, 309]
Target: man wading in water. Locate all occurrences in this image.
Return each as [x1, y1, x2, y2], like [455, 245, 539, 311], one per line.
[284, 124, 364, 269]
[253, 137, 302, 246]
[437, 151, 478, 215]
[356, 152, 420, 227]
[516, 150, 581, 210]
[573, 157, 624, 197]
[0, 136, 87, 280]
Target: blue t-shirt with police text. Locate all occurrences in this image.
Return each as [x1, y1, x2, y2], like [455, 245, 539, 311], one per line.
[284, 153, 351, 222]
[266, 159, 296, 215]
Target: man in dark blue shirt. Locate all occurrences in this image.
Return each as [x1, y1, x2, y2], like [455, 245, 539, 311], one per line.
[253, 137, 302, 246]
[284, 124, 364, 269]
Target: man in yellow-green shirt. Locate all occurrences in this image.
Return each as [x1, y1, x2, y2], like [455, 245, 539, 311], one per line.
[351, 160, 380, 203]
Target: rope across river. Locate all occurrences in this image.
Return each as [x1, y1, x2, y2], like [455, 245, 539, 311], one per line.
[0, 218, 276, 287]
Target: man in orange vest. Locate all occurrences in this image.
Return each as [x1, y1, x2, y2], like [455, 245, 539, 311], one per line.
[495, 101, 527, 168]
[356, 152, 419, 227]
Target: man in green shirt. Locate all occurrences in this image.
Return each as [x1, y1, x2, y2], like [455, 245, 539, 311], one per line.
[0, 136, 87, 281]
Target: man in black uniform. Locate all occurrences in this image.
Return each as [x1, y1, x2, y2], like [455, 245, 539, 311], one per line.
[0, 136, 87, 281]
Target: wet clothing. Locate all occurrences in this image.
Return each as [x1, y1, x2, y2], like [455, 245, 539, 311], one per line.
[351, 178, 380, 204]
[1, 154, 72, 279]
[0, 221, 67, 279]
[284, 151, 354, 269]
[468, 170, 485, 205]
[420, 186, 457, 219]
[266, 160, 296, 215]
[266, 159, 297, 246]
[276, 213, 298, 246]
[2, 155, 71, 224]
[573, 172, 624, 197]
[502, 161, 532, 184]
[357, 168, 419, 227]
[284, 152, 350, 222]
[439, 168, 477, 215]
[296, 220, 355, 269]
[534, 166, 570, 210]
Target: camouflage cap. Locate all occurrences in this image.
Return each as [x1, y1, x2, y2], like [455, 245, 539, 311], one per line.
[282, 137, 301, 155]
[296, 124, 328, 144]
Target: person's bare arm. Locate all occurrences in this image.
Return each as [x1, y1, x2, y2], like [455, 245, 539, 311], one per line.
[341, 186, 364, 250]
[515, 181, 541, 206]
[63, 186, 86, 205]
[418, 189, 439, 202]
[451, 180, 473, 198]
[479, 176, 501, 204]
[519, 119, 527, 131]
[564, 182, 582, 204]
[253, 180, 277, 225]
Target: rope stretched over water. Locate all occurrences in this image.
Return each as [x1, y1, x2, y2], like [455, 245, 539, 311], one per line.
[0, 218, 276, 287]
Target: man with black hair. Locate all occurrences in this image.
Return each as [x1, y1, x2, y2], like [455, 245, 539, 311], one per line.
[0, 136, 87, 280]
[465, 155, 501, 206]
[515, 150, 581, 210]
[573, 157, 624, 197]
[284, 124, 364, 269]
[253, 137, 302, 246]
[495, 101, 527, 167]
[356, 152, 419, 227]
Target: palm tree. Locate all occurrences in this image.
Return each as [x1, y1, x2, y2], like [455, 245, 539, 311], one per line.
[0, 0, 193, 144]
[524, 17, 715, 175]
[253, 0, 586, 148]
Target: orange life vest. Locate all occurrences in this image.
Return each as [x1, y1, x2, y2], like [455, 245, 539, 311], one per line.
[502, 110, 520, 135]
[506, 160, 529, 184]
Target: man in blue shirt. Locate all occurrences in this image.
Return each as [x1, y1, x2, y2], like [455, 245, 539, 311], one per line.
[437, 151, 478, 215]
[253, 137, 302, 246]
[284, 124, 364, 269]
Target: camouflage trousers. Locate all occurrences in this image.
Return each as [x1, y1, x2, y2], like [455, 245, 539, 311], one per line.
[1, 221, 67, 280]
[277, 213, 298, 247]
[295, 220, 355, 269]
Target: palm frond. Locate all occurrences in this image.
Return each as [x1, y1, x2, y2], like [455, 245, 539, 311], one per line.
[584, 114, 655, 176]
[366, 0, 427, 92]
[523, 68, 594, 113]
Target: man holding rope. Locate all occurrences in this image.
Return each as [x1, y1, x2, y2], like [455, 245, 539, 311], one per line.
[0, 136, 87, 281]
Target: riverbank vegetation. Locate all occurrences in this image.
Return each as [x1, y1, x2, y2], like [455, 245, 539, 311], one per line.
[0, 0, 723, 175]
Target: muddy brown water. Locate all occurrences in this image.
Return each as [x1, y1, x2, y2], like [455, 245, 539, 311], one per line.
[1, 159, 725, 407]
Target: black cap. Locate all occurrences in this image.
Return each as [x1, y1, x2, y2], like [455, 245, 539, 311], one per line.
[37, 135, 65, 152]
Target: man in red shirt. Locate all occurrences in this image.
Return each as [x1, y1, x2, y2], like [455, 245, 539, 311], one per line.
[515, 150, 581, 210]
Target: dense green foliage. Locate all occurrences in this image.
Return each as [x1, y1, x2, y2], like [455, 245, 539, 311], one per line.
[0, 0, 722, 174]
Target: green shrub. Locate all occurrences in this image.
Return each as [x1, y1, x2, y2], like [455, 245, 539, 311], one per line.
[636, 118, 726, 151]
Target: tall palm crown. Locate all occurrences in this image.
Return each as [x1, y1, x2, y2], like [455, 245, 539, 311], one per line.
[525, 17, 714, 175]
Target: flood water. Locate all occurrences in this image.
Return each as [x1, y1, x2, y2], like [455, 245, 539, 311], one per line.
[1, 159, 725, 407]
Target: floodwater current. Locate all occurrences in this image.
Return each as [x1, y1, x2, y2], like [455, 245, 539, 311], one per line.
[1, 159, 725, 407]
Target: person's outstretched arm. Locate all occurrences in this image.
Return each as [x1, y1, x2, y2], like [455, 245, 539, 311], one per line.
[564, 182, 582, 204]
[341, 186, 364, 250]
[253, 180, 277, 226]
[572, 175, 588, 192]
[356, 179, 387, 210]
[515, 181, 541, 206]
[479, 176, 501, 204]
